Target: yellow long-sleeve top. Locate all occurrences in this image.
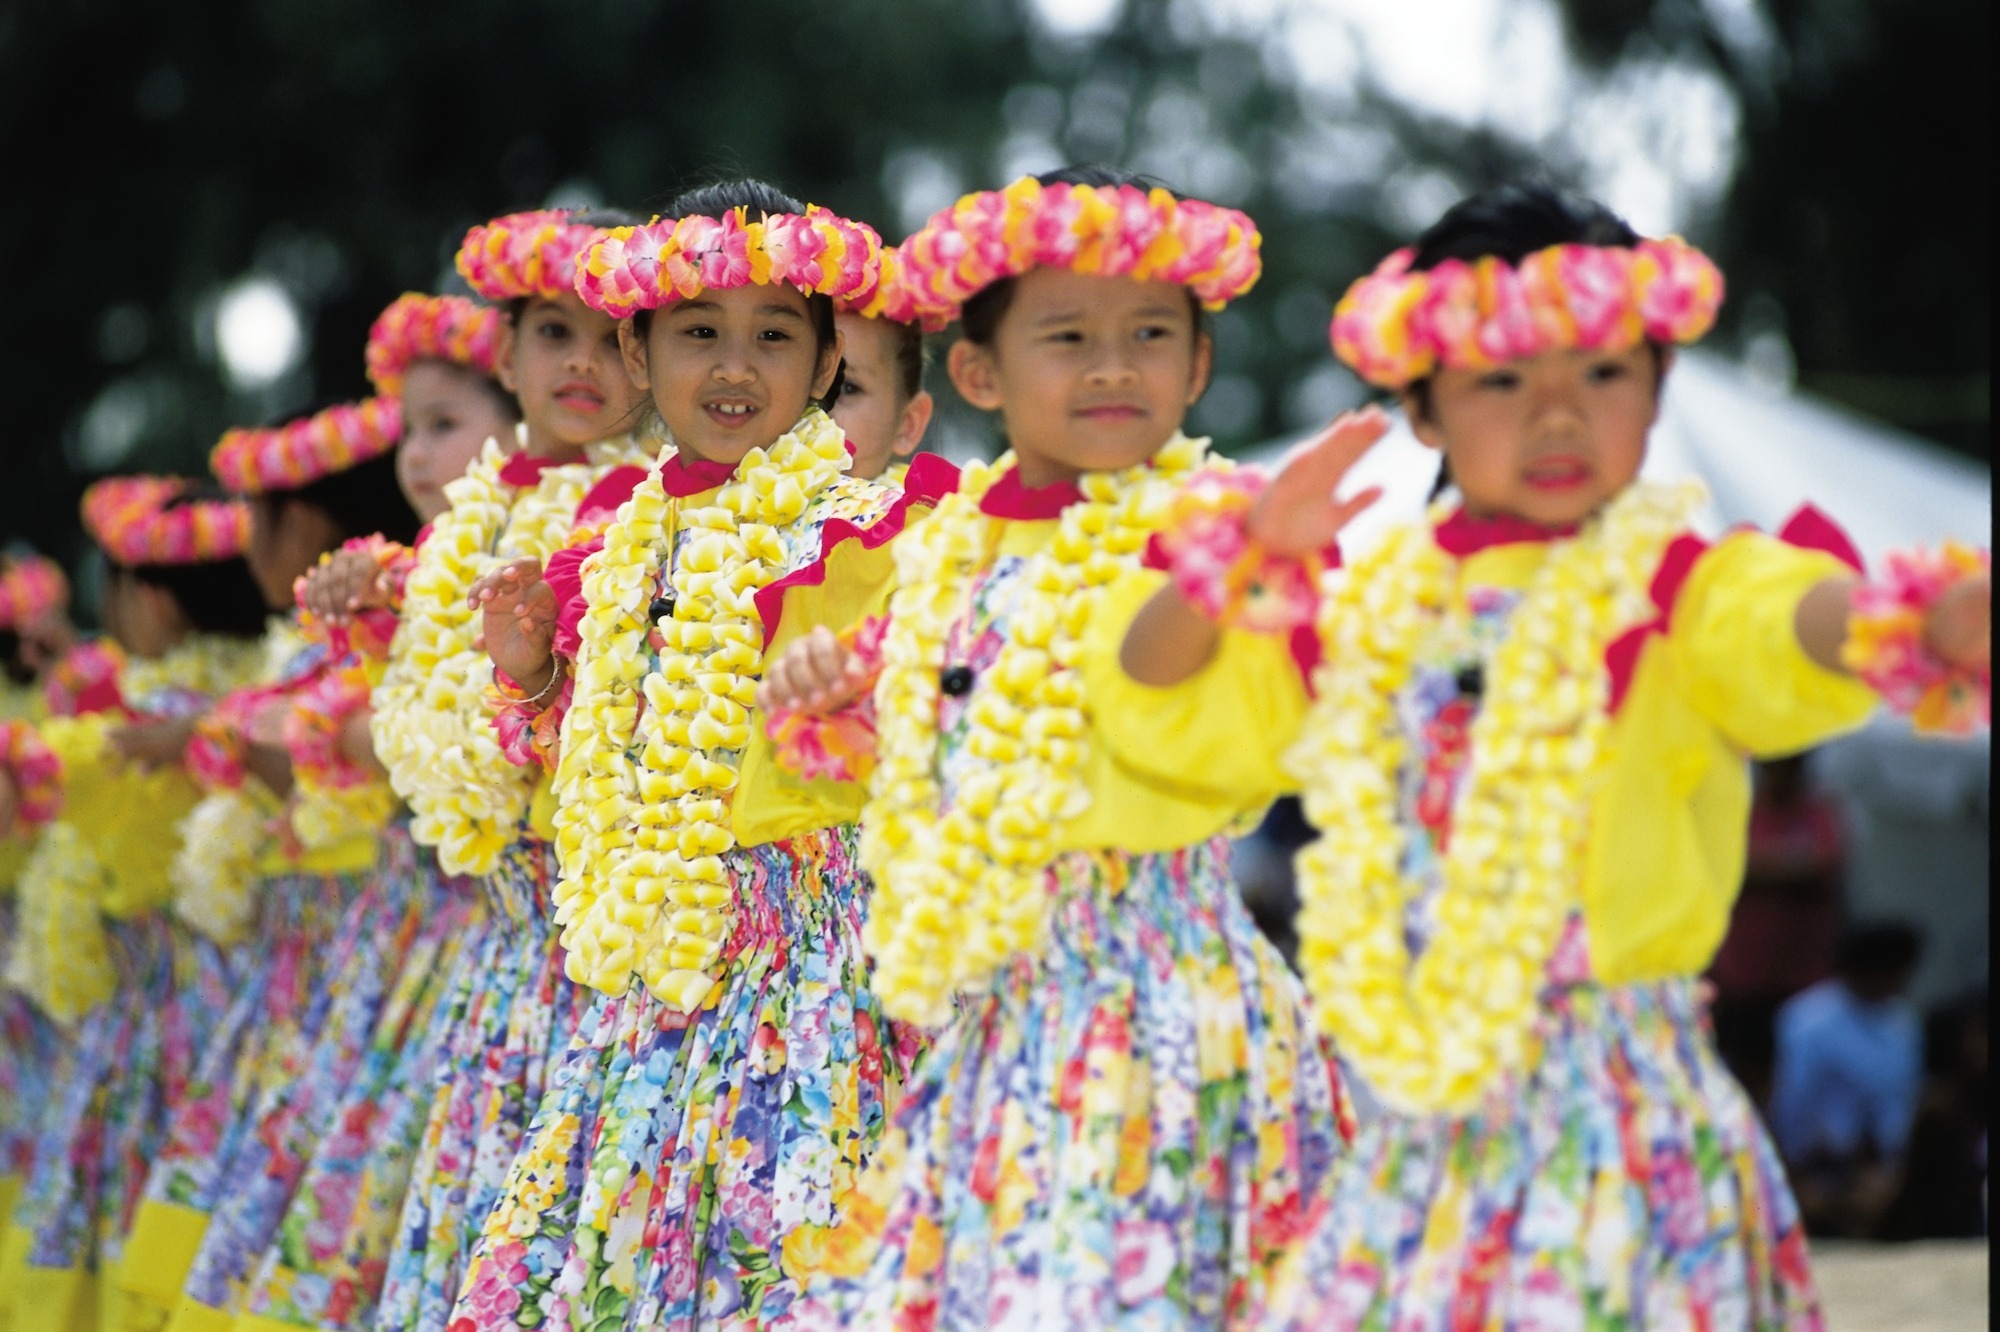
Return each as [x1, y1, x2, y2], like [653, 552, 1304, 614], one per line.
[1084, 506, 1881, 986]
[4, 635, 265, 1022]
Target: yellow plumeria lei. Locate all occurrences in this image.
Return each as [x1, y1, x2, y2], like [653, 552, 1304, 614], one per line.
[3, 822, 114, 1024]
[553, 408, 853, 1010]
[861, 434, 1212, 1027]
[1285, 479, 1705, 1114]
[373, 434, 642, 875]
[171, 786, 272, 945]
[121, 631, 269, 705]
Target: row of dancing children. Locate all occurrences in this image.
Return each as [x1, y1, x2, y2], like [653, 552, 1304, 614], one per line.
[0, 164, 1989, 1332]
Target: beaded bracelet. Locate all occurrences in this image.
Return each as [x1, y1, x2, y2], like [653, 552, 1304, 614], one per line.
[1842, 540, 1990, 735]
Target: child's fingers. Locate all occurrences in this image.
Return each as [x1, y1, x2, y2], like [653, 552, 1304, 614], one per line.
[1326, 485, 1385, 535]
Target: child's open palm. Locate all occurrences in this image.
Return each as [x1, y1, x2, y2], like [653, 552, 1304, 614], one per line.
[470, 556, 558, 688]
[1245, 407, 1390, 557]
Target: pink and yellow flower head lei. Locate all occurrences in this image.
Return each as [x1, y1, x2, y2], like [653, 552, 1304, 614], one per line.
[573, 204, 885, 317]
[364, 292, 503, 396]
[0, 551, 68, 630]
[80, 475, 251, 567]
[894, 174, 1264, 329]
[1330, 236, 1725, 390]
[209, 397, 402, 495]
[456, 208, 609, 303]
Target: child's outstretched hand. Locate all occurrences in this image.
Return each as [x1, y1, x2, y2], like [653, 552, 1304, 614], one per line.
[1926, 573, 1991, 670]
[301, 547, 396, 624]
[1245, 406, 1391, 556]
[469, 557, 558, 690]
[109, 715, 196, 771]
[758, 626, 875, 717]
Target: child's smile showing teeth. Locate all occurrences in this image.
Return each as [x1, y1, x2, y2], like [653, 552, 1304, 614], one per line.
[704, 399, 761, 427]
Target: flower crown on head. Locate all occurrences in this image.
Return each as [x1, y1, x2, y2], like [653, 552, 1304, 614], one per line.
[456, 209, 607, 303]
[0, 552, 68, 629]
[574, 205, 885, 319]
[894, 175, 1264, 331]
[81, 476, 251, 567]
[210, 397, 402, 495]
[835, 236, 924, 324]
[365, 293, 503, 396]
[1330, 237, 1725, 390]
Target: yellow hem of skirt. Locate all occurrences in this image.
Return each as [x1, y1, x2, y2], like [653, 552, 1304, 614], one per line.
[116, 1201, 210, 1308]
[9, 1262, 100, 1332]
[231, 1313, 320, 1332]
[163, 1297, 233, 1332]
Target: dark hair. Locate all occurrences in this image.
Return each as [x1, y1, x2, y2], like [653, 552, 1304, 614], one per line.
[1836, 922, 1925, 984]
[500, 205, 642, 325]
[960, 165, 1208, 347]
[260, 448, 421, 548]
[125, 484, 269, 638]
[0, 629, 30, 685]
[629, 180, 844, 412]
[888, 320, 927, 402]
[1407, 183, 1664, 444]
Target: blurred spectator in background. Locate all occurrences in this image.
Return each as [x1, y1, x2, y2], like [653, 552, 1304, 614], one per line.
[1879, 989, 1988, 1239]
[1709, 753, 1847, 1105]
[1771, 922, 1925, 1237]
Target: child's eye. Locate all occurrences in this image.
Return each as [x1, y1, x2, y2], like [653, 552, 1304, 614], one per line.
[841, 380, 867, 398]
[1476, 368, 1521, 390]
[535, 319, 570, 341]
[1045, 329, 1085, 344]
[1135, 324, 1176, 342]
[1586, 361, 1628, 383]
[682, 324, 717, 339]
[758, 328, 791, 343]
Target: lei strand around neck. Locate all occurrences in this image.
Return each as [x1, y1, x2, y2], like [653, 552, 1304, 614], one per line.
[551, 407, 853, 1010]
[372, 435, 636, 874]
[860, 434, 1213, 1027]
[1284, 479, 1704, 1114]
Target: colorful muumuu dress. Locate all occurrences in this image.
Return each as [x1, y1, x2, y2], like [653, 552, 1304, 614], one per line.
[788, 457, 1350, 1332]
[368, 436, 652, 1332]
[0, 634, 264, 1332]
[1100, 498, 1881, 1332]
[448, 434, 940, 1332]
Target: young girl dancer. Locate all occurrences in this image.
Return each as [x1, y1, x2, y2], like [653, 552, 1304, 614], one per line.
[446, 179, 943, 1331]
[118, 401, 421, 1332]
[0, 480, 269, 1332]
[347, 210, 656, 1332]
[761, 167, 1349, 1328]
[216, 292, 518, 1332]
[1112, 184, 1991, 1330]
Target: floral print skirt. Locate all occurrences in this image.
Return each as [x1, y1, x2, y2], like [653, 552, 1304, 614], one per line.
[376, 838, 587, 1332]
[787, 838, 1349, 1332]
[1263, 977, 1825, 1332]
[1, 914, 234, 1332]
[449, 824, 922, 1332]
[116, 872, 357, 1326]
[0, 899, 61, 1224]
[234, 835, 484, 1329]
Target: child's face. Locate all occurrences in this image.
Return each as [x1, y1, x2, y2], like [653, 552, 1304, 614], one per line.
[497, 292, 646, 453]
[247, 495, 340, 610]
[1408, 344, 1666, 527]
[396, 360, 515, 521]
[831, 313, 932, 479]
[948, 267, 1211, 486]
[102, 570, 175, 659]
[623, 283, 840, 467]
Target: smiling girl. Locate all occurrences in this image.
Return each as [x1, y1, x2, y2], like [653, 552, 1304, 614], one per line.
[761, 167, 1350, 1329]
[445, 179, 946, 1332]
[1111, 184, 1990, 1330]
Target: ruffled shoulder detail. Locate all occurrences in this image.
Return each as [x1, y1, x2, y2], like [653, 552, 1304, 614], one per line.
[548, 535, 604, 662]
[576, 465, 650, 526]
[1604, 503, 1863, 713]
[752, 452, 960, 647]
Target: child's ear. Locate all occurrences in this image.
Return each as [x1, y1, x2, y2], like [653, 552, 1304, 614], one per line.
[893, 390, 935, 459]
[813, 326, 846, 402]
[617, 319, 651, 393]
[1185, 328, 1215, 405]
[1402, 387, 1445, 452]
[947, 340, 1003, 411]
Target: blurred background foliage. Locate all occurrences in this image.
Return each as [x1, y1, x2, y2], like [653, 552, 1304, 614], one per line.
[1, 0, 1986, 571]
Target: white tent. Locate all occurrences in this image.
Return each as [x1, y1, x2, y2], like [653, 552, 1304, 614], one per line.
[1244, 349, 1992, 565]
[1242, 354, 1991, 1006]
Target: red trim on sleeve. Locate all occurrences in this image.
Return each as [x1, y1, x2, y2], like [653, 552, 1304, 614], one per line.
[977, 467, 1083, 520]
[575, 466, 649, 525]
[750, 457, 960, 650]
[1775, 504, 1865, 573]
[547, 537, 602, 662]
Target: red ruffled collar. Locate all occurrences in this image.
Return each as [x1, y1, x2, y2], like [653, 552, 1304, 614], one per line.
[978, 467, 1083, 520]
[497, 451, 561, 487]
[1433, 507, 1579, 556]
[658, 451, 740, 497]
